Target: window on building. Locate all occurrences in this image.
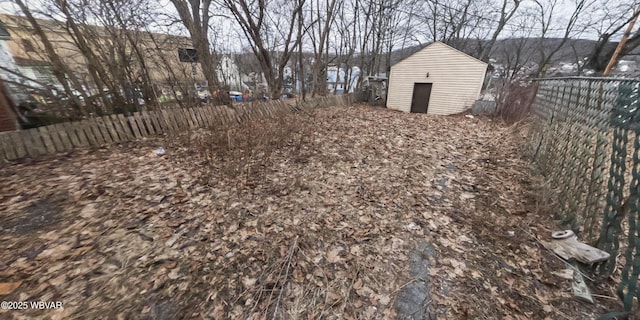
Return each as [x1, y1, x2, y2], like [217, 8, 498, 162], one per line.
[22, 39, 35, 53]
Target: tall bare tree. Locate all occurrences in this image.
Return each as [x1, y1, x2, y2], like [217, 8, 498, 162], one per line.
[307, 0, 339, 96]
[169, 0, 231, 105]
[221, 0, 306, 99]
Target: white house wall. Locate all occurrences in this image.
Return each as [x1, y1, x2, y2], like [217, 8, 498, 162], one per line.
[217, 55, 244, 92]
[387, 42, 487, 115]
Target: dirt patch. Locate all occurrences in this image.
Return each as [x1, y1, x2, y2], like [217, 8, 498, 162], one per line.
[0, 105, 622, 319]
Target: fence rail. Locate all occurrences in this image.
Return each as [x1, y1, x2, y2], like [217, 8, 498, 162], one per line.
[529, 78, 640, 310]
[0, 94, 355, 161]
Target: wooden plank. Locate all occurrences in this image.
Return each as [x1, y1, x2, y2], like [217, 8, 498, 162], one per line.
[110, 114, 127, 141]
[28, 129, 47, 156]
[133, 113, 146, 138]
[542, 233, 610, 264]
[52, 123, 72, 151]
[260, 102, 272, 118]
[186, 108, 197, 128]
[141, 111, 156, 136]
[183, 107, 195, 128]
[182, 107, 195, 129]
[190, 107, 203, 128]
[219, 107, 231, 126]
[88, 118, 106, 145]
[75, 121, 92, 147]
[209, 106, 219, 126]
[102, 116, 121, 142]
[128, 115, 143, 139]
[239, 106, 250, 122]
[270, 101, 281, 114]
[229, 107, 240, 125]
[19, 130, 38, 157]
[195, 106, 208, 127]
[158, 110, 172, 133]
[117, 114, 134, 140]
[241, 106, 252, 122]
[152, 110, 165, 134]
[38, 126, 56, 154]
[166, 109, 181, 132]
[71, 122, 88, 147]
[0, 132, 17, 160]
[225, 107, 236, 125]
[209, 106, 220, 126]
[247, 105, 258, 121]
[169, 109, 183, 132]
[45, 124, 65, 152]
[272, 101, 282, 115]
[8, 131, 27, 159]
[96, 117, 114, 144]
[172, 108, 186, 131]
[252, 105, 264, 120]
[141, 111, 160, 135]
[78, 120, 96, 147]
[152, 111, 163, 134]
[148, 111, 163, 135]
[234, 106, 245, 123]
[256, 103, 268, 119]
[62, 122, 82, 148]
[133, 113, 148, 137]
[199, 105, 212, 128]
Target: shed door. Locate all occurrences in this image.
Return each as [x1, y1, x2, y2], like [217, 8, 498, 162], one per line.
[410, 83, 432, 113]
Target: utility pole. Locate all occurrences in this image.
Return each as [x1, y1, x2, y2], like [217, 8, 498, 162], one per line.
[604, 8, 640, 76]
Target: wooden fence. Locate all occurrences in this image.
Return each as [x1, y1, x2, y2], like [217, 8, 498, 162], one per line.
[0, 94, 355, 161]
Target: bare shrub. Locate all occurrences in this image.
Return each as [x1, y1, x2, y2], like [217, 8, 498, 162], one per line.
[182, 110, 318, 193]
[494, 80, 538, 124]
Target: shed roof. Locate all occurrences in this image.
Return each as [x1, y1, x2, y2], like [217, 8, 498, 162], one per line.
[392, 41, 487, 68]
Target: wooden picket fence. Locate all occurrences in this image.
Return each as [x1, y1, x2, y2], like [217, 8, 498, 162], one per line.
[0, 94, 355, 161]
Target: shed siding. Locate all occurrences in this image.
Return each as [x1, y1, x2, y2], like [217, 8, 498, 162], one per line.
[387, 42, 487, 115]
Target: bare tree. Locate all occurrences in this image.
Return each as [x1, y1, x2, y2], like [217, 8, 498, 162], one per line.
[221, 0, 306, 99]
[586, 1, 640, 72]
[480, 0, 522, 62]
[533, 0, 592, 76]
[307, 0, 340, 96]
[169, 0, 231, 105]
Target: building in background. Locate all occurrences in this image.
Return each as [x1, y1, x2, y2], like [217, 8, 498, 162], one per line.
[387, 42, 487, 115]
[0, 14, 221, 103]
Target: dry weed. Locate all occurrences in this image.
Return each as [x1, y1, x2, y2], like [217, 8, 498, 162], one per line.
[494, 80, 538, 124]
[170, 109, 318, 195]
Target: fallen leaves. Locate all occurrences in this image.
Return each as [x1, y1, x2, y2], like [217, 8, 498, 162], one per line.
[0, 281, 22, 295]
[326, 247, 343, 263]
[0, 106, 615, 319]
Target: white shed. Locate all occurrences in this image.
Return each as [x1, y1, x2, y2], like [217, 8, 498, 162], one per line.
[386, 42, 487, 115]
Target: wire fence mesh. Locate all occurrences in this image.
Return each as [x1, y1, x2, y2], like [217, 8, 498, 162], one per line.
[529, 77, 640, 310]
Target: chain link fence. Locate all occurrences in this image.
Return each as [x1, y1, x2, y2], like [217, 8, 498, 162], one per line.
[529, 77, 640, 310]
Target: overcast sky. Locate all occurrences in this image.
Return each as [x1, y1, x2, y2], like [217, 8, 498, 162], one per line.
[0, 0, 637, 51]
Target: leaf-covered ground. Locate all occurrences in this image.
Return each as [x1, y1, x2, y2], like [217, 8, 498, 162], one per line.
[0, 105, 621, 319]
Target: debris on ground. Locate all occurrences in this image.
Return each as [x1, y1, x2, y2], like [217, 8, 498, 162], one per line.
[0, 105, 623, 319]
